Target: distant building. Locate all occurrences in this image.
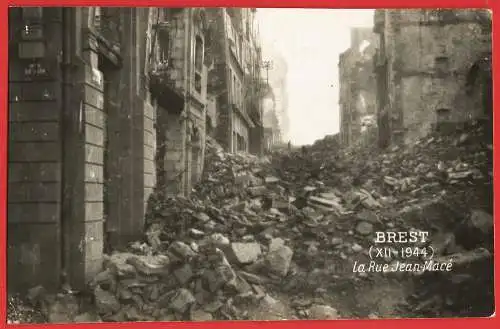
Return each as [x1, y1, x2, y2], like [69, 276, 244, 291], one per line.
[262, 86, 282, 151]
[373, 9, 492, 146]
[263, 48, 290, 142]
[338, 27, 379, 147]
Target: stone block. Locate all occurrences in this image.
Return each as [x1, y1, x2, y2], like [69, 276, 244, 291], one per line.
[85, 163, 104, 183]
[265, 246, 293, 277]
[9, 101, 59, 122]
[8, 182, 59, 203]
[190, 309, 213, 321]
[85, 144, 104, 164]
[308, 305, 339, 319]
[94, 286, 120, 315]
[84, 66, 104, 91]
[84, 183, 104, 202]
[22, 82, 56, 101]
[8, 202, 59, 224]
[174, 263, 194, 285]
[85, 124, 104, 147]
[143, 145, 155, 161]
[85, 202, 103, 222]
[84, 85, 104, 110]
[83, 220, 104, 259]
[144, 173, 155, 189]
[144, 159, 155, 175]
[144, 130, 155, 148]
[144, 116, 155, 134]
[7, 223, 61, 292]
[8, 162, 61, 182]
[169, 288, 195, 314]
[167, 241, 197, 262]
[84, 106, 105, 128]
[9, 142, 60, 162]
[144, 103, 155, 120]
[225, 242, 262, 265]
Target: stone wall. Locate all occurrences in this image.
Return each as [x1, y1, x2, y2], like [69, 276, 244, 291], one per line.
[379, 9, 492, 144]
[249, 124, 264, 155]
[338, 28, 378, 148]
[206, 8, 263, 154]
[205, 95, 217, 136]
[189, 103, 206, 186]
[141, 10, 157, 216]
[150, 8, 210, 197]
[79, 45, 105, 285]
[162, 111, 185, 196]
[8, 8, 64, 291]
[232, 110, 250, 152]
[143, 98, 156, 215]
[399, 20, 490, 143]
[206, 8, 232, 151]
[8, 7, 157, 292]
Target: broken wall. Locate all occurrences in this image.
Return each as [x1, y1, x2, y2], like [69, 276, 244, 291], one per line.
[382, 9, 491, 144]
[161, 111, 185, 196]
[338, 28, 379, 148]
[205, 9, 232, 151]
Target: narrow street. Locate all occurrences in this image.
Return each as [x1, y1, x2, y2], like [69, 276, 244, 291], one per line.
[7, 7, 493, 324]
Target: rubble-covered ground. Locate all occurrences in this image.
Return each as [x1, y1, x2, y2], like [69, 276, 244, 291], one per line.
[9, 119, 494, 323]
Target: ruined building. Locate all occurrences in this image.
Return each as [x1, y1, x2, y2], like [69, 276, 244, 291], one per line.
[263, 47, 289, 142]
[338, 27, 379, 147]
[7, 7, 247, 292]
[373, 9, 492, 147]
[262, 86, 282, 152]
[205, 8, 266, 155]
[150, 8, 212, 196]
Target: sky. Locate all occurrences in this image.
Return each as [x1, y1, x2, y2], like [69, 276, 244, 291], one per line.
[256, 9, 374, 145]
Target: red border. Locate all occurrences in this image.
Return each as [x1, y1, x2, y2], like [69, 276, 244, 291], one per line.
[0, 0, 498, 328]
[1, 1, 496, 8]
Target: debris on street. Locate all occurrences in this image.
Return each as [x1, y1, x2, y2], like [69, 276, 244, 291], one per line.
[9, 119, 493, 322]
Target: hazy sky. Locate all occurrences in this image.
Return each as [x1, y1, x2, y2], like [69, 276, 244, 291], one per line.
[256, 9, 374, 145]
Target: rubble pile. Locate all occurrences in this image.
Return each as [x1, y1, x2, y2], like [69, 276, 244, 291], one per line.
[64, 219, 343, 322]
[192, 138, 272, 204]
[80, 238, 294, 321]
[7, 295, 46, 324]
[13, 119, 493, 322]
[283, 119, 492, 215]
[272, 119, 494, 317]
[344, 120, 493, 317]
[405, 246, 494, 317]
[26, 218, 337, 323]
[145, 118, 492, 319]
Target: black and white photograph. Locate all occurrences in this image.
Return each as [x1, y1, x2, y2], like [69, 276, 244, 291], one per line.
[7, 7, 493, 323]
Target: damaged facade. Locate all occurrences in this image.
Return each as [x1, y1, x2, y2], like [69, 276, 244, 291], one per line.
[206, 8, 266, 155]
[373, 9, 492, 146]
[150, 8, 211, 197]
[338, 28, 379, 147]
[262, 86, 282, 152]
[264, 49, 289, 143]
[7, 7, 265, 292]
